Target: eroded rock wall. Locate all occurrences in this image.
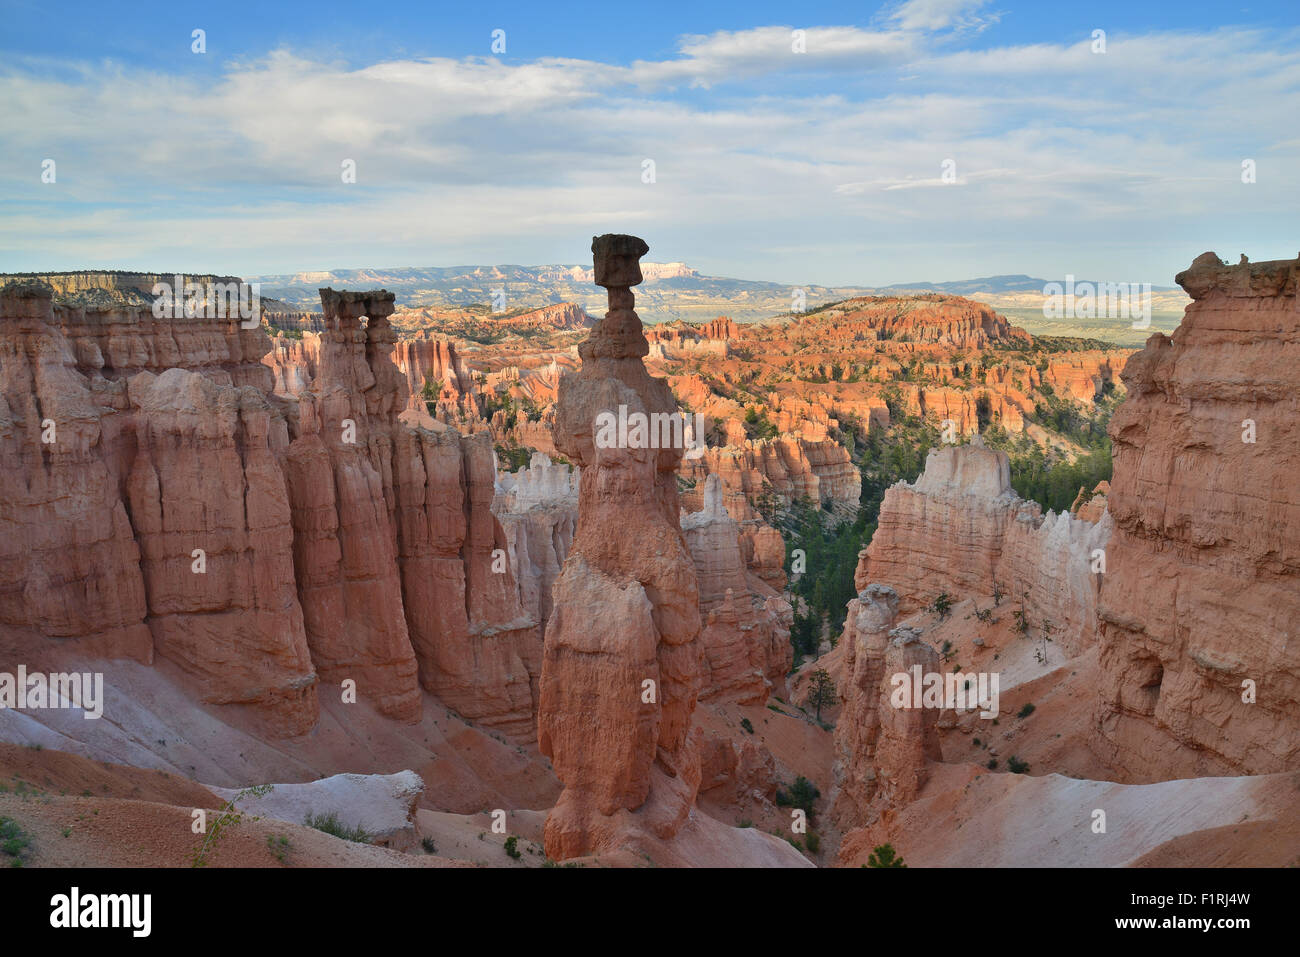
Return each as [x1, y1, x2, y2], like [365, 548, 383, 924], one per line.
[1094, 251, 1300, 778]
[0, 281, 541, 739]
[855, 435, 1109, 656]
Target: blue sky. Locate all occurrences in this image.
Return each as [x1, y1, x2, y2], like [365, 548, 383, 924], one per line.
[2, 0, 1298, 286]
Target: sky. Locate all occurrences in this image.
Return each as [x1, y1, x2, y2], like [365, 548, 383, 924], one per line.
[2, 0, 1298, 287]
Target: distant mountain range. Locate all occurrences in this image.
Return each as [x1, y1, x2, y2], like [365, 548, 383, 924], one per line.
[876, 274, 1183, 295]
[247, 265, 1185, 325]
[248, 263, 864, 324]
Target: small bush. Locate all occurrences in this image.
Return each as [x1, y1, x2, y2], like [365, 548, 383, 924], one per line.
[931, 593, 953, 620]
[987, 758, 998, 770]
[1007, 756, 1030, 774]
[421, 836, 437, 854]
[266, 834, 290, 863]
[504, 835, 521, 859]
[774, 776, 821, 820]
[865, 843, 906, 868]
[740, 717, 754, 734]
[0, 817, 32, 866]
[304, 811, 372, 844]
[1017, 703, 1036, 719]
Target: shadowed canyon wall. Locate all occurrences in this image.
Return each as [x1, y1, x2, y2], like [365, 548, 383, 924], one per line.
[0, 281, 541, 739]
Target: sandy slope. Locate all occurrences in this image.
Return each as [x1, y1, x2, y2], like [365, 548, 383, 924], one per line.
[838, 763, 1300, 867]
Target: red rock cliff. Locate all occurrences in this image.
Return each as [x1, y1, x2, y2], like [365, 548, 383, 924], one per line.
[1095, 251, 1300, 777]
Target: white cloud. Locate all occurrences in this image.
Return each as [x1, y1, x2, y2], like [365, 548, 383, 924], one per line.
[1, 21, 1297, 285]
[886, 0, 995, 32]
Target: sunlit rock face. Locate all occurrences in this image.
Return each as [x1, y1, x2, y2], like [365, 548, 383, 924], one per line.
[1095, 251, 1300, 778]
[537, 235, 705, 860]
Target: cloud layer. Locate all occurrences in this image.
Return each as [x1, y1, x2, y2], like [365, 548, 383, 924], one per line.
[2, 13, 1298, 285]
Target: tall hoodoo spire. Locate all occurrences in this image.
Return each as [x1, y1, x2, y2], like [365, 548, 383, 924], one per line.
[537, 234, 705, 860]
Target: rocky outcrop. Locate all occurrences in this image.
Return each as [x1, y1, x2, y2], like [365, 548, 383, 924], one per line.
[1095, 251, 1300, 778]
[680, 470, 789, 591]
[701, 316, 739, 340]
[856, 435, 1110, 657]
[289, 289, 542, 735]
[0, 283, 154, 664]
[0, 280, 542, 739]
[681, 475, 792, 704]
[392, 334, 477, 422]
[832, 585, 942, 824]
[537, 235, 704, 860]
[265, 333, 318, 397]
[795, 295, 1030, 350]
[1070, 481, 1109, 523]
[683, 433, 860, 510]
[282, 289, 421, 723]
[125, 368, 319, 732]
[493, 453, 579, 635]
[0, 282, 318, 734]
[211, 769, 424, 850]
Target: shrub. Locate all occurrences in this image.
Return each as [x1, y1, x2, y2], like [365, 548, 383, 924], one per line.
[266, 834, 290, 863]
[304, 811, 372, 844]
[740, 717, 755, 734]
[1008, 756, 1031, 774]
[421, 836, 437, 854]
[931, 592, 953, 620]
[0, 817, 32, 866]
[1017, 703, 1036, 719]
[865, 843, 906, 868]
[504, 835, 521, 859]
[774, 776, 821, 820]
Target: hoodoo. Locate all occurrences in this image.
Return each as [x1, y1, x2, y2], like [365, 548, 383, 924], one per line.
[537, 235, 705, 860]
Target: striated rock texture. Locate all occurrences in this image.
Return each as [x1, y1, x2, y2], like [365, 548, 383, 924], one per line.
[855, 435, 1110, 657]
[681, 475, 792, 704]
[537, 235, 704, 860]
[679, 468, 789, 592]
[283, 289, 421, 722]
[286, 289, 539, 735]
[493, 453, 579, 636]
[825, 296, 1028, 349]
[391, 333, 477, 423]
[125, 368, 318, 730]
[682, 433, 860, 511]
[1095, 251, 1300, 778]
[0, 282, 317, 734]
[0, 280, 542, 739]
[832, 585, 942, 825]
[265, 332, 318, 397]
